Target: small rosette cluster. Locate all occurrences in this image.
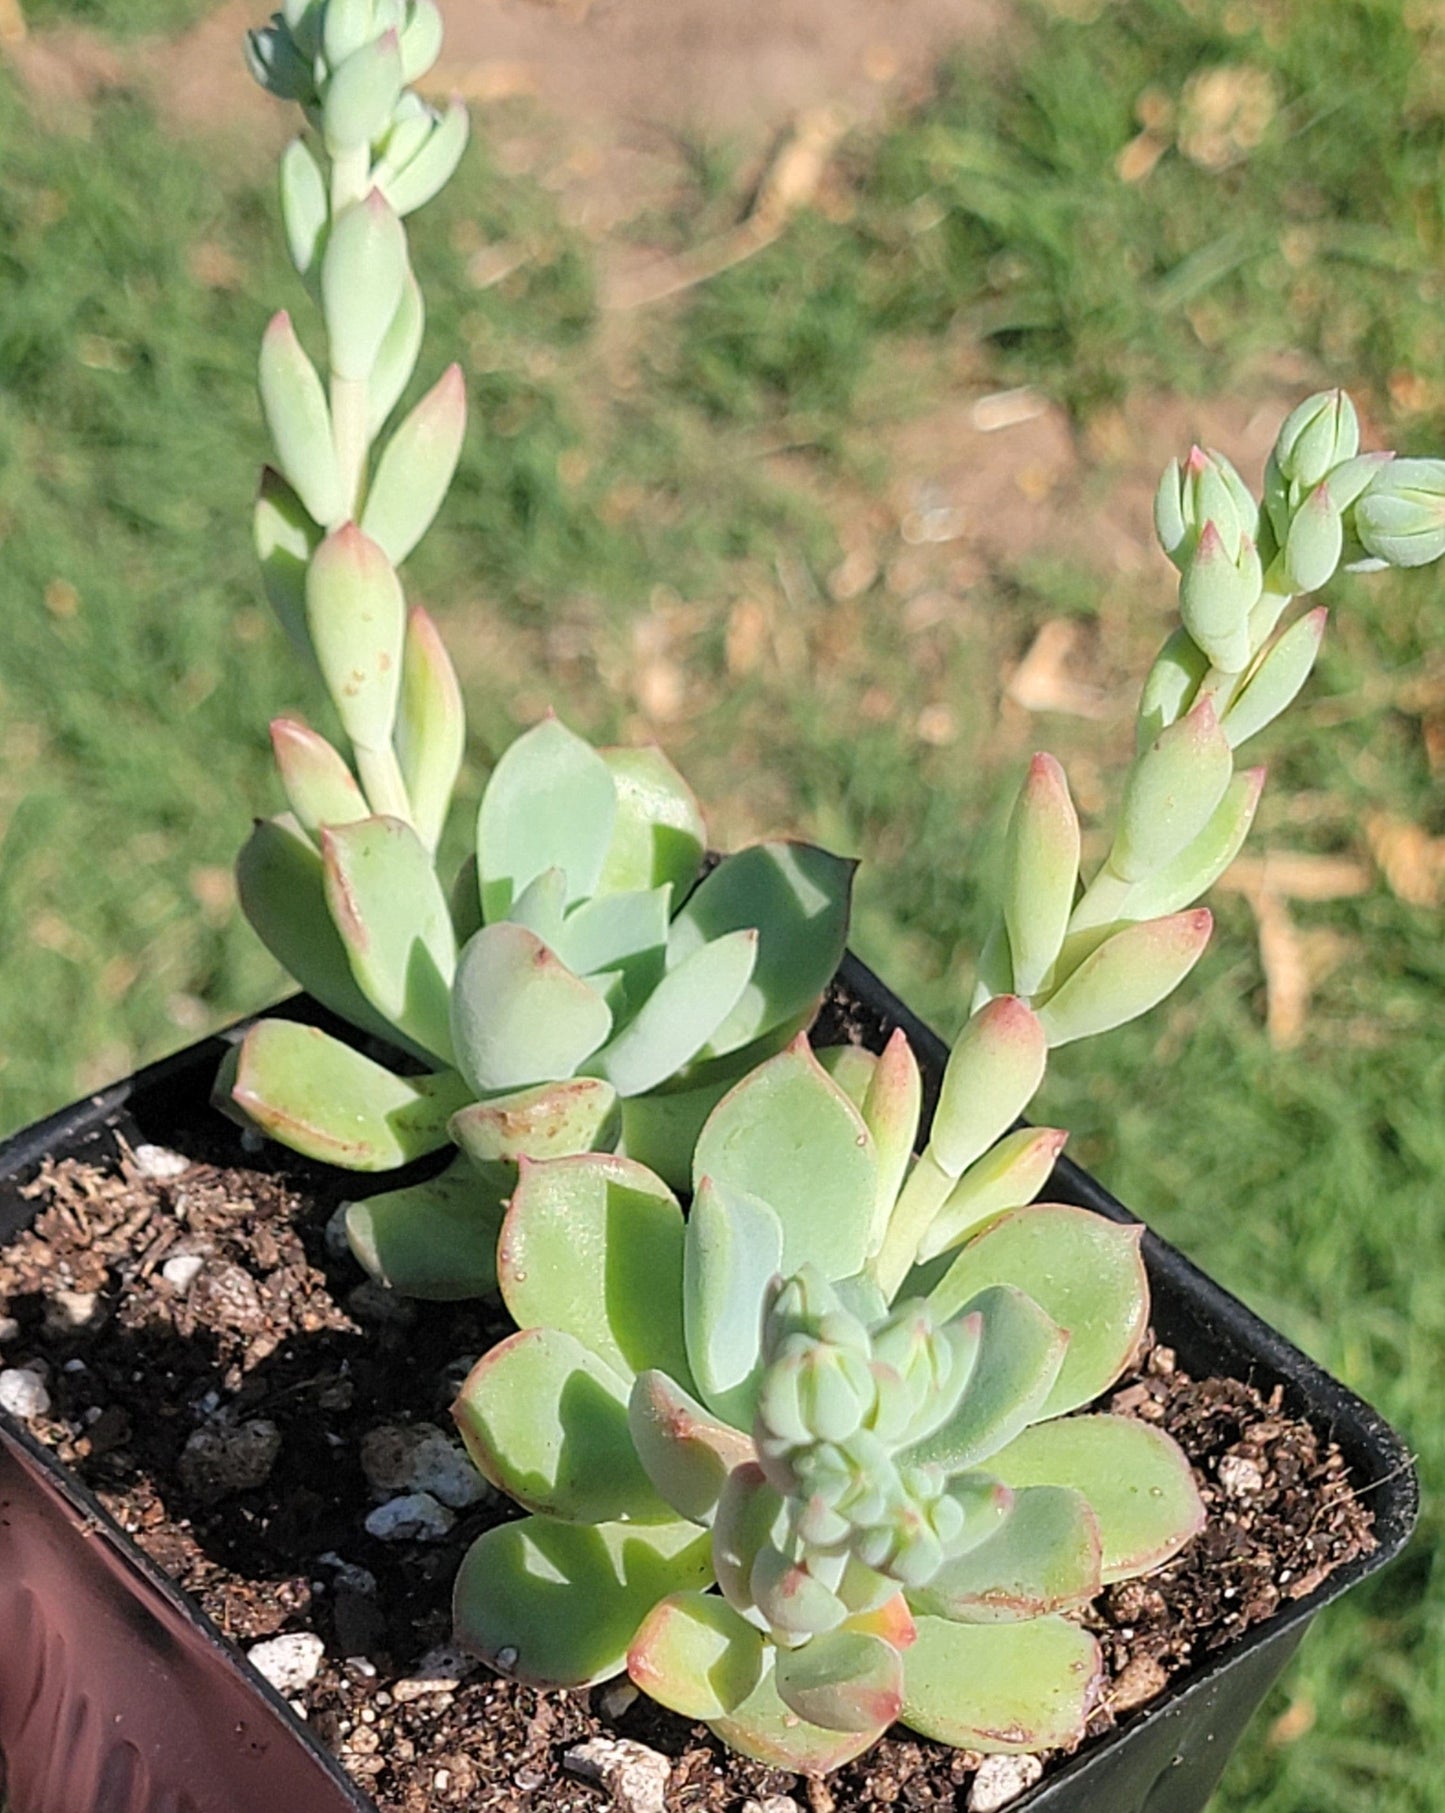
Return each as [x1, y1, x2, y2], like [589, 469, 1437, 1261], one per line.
[226, 717, 853, 1301]
[450, 1036, 1204, 1773]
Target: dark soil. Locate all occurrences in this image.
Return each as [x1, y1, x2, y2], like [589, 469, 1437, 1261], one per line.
[0, 1095, 1375, 1813]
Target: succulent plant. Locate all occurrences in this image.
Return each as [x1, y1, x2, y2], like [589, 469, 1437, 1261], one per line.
[227, 0, 855, 1300]
[449, 1033, 1203, 1770]
[447, 394, 1445, 1772]
[227, 712, 853, 1298]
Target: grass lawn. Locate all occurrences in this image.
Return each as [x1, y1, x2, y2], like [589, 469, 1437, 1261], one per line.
[1, 0, 1442, 1807]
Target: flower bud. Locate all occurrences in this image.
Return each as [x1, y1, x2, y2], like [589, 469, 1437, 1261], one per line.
[400, 0, 445, 82]
[323, 30, 403, 152]
[379, 98, 470, 217]
[1282, 482, 1344, 594]
[1274, 390, 1359, 490]
[245, 22, 314, 101]
[322, 0, 375, 68]
[1154, 445, 1257, 571]
[1352, 458, 1445, 567]
[1178, 520, 1261, 673]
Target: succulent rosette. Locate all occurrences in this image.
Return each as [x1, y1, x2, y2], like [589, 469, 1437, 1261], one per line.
[449, 1031, 1205, 1771]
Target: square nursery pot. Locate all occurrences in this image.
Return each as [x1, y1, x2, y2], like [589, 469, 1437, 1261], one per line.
[0, 955, 1418, 1813]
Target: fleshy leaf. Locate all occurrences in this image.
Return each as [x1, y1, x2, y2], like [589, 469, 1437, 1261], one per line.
[450, 921, 613, 1096]
[1137, 626, 1209, 747]
[683, 1176, 783, 1428]
[988, 1415, 1206, 1583]
[476, 717, 617, 921]
[1108, 697, 1233, 885]
[919, 1128, 1068, 1263]
[508, 866, 568, 947]
[712, 1462, 787, 1623]
[1002, 754, 1080, 996]
[305, 525, 405, 754]
[693, 1038, 878, 1280]
[232, 1020, 469, 1171]
[1117, 769, 1264, 922]
[930, 997, 1047, 1179]
[258, 311, 343, 526]
[395, 606, 465, 853]
[367, 270, 425, 436]
[929, 1205, 1148, 1416]
[321, 190, 407, 383]
[361, 363, 467, 565]
[775, 1630, 904, 1734]
[667, 841, 855, 1055]
[254, 468, 320, 661]
[709, 1665, 887, 1773]
[1221, 607, 1327, 749]
[453, 1515, 712, 1689]
[450, 1078, 620, 1166]
[346, 1153, 508, 1299]
[451, 1327, 674, 1523]
[908, 1485, 1101, 1624]
[500, 1153, 692, 1386]
[902, 1615, 1102, 1753]
[816, 1043, 879, 1110]
[597, 745, 707, 896]
[322, 815, 457, 1062]
[235, 814, 429, 1056]
[861, 1030, 923, 1255]
[1037, 910, 1213, 1048]
[629, 1370, 755, 1526]
[588, 929, 758, 1098]
[628, 1591, 765, 1720]
[906, 1286, 1067, 1474]
[270, 717, 368, 835]
[553, 887, 671, 1005]
[749, 1547, 848, 1638]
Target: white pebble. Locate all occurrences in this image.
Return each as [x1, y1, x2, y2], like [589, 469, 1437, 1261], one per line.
[46, 1289, 99, 1331]
[162, 1254, 206, 1291]
[363, 1491, 455, 1543]
[246, 1631, 325, 1696]
[0, 1368, 51, 1419]
[562, 1738, 671, 1813]
[968, 1754, 1044, 1812]
[392, 1643, 476, 1703]
[133, 1143, 191, 1180]
[0, 1314, 20, 1345]
[742, 1800, 800, 1813]
[1218, 1454, 1265, 1497]
[360, 1422, 489, 1509]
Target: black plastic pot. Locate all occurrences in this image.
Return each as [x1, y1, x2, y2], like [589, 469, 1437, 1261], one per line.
[0, 957, 1418, 1813]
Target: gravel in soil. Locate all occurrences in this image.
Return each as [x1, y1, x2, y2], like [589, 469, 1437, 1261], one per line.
[0, 1117, 1376, 1812]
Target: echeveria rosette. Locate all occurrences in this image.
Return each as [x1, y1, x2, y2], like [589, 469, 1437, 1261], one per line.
[226, 715, 854, 1299]
[450, 1037, 1204, 1773]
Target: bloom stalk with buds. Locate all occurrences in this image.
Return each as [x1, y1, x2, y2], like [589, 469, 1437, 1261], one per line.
[229, 3, 856, 1300]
